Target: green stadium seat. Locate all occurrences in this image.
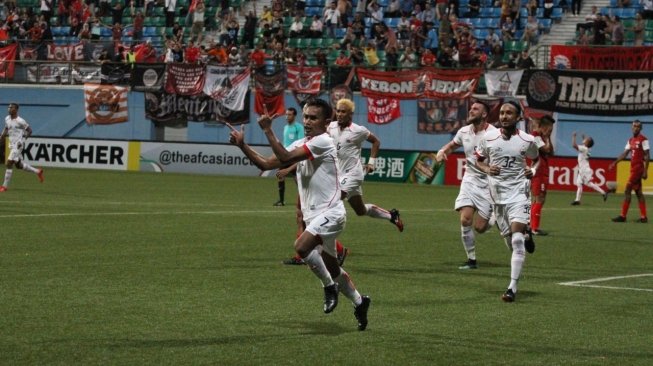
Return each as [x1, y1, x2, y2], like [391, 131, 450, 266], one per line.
[645, 30, 653, 42]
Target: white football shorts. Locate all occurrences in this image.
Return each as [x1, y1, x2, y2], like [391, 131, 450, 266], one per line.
[340, 171, 364, 198]
[304, 206, 347, 258]
[494, 199, 531, 237]
[454, 180, 493, 220]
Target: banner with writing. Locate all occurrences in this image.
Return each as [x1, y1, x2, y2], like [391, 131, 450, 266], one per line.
[550, 45, 653, 71]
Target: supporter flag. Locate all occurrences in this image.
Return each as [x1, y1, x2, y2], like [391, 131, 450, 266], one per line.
[367, 97, 400, 125]
[287, 65, 322, 94]
[203, 65, 250, 111]
[484, 70, 524, 97]
[101, 62, 131, 85]
[164, 63, 205, 95]
[84, 83, 129, 125]
[47, 43, 85, 61]
[131, 63, 166, 92]
[254, 70, 286, 117]
[0, 43, 18, 79]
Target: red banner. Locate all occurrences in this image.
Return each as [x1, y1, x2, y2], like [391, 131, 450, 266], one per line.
[287, 65, 322, 95]
[367, 97, 400, 124]
[0, 43, 17, 79]
[550, 45, 653, 71]
[47, 43, 85, 61]
[164, 63, 205, 95]
[254, 70, 286, 116]
[357, 68, 481, 100]
[443, 153, 616, 191]
[84, 83, 129, 124]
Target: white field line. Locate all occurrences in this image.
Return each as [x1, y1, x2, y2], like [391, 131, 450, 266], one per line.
[558, 274, 653, 292]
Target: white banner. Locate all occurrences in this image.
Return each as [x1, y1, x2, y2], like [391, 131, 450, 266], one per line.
[72, 65, 102, 84]
[26, 64, 71, 83]
[139, 142, 272, 176]
[484, 70, 524, 97]
[203, 66, 250, 111]
[23, 138, 131, 170]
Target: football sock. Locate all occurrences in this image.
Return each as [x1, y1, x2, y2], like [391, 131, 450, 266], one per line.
[336, 240, 344, 255]
[22, 163, 39, 174]
[278, 180, 285, 203]
[587, 182, 605, 195]
[531, 202, 542, 231]
[639, 201, 647, 218]
[509, 232, 526, 292]
[335, 269, 362, 306]
[2, 169, 13, 187]
[461, 225, 476, 260]
[575, 185, 583, 202]
[364, 204, 391, 220]
[503, 235, 513, 251]
[621, 201, 630, 218]
[302, 250, 334, 287]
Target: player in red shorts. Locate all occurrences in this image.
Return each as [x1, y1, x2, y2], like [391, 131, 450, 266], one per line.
[609, 120, 650, 223]
[529, 115, 555, 236]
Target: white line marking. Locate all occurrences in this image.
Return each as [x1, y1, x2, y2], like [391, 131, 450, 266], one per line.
[0, 210, 293, 219]
[558, 274, 653, 292]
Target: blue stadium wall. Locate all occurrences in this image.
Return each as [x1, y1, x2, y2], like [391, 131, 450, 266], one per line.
[0, 85, 649, 159]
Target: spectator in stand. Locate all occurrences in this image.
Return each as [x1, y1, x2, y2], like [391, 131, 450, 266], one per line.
[633, 12, 645, 45]
[386, 46, 399, 71]
[185, 39, 201, 63]
[522, 15, 542, 46]
[238, 45, 249, 66]
[190, 0, 206, 44]
[335, 50, 352, 67]
[438, 46, 455, 67]
[571, 0, 582, 17]
[337, 0, 352, 27]
[577, 6, 599, 32]
[501, 16, 516, 43]
[272, 27, 287, 48]
[367, 0, 384, 38]
[140, 40, 157, 63]
[593, 14, 608, 45]
[249, 42, 268, 71]
[210, 42, 228, 64]
[487, 45, 508, 68]
[111, 2, 124, 26]
[398, 46, 416, 69]
[612, 15, 624, 45]
[422, 3, 437, 24]
[40, 0, 53, 23]
[364, 41, 380, 67]
[144, 0, 155, 17]
[226, 18, 239, 46]
[260, 23, 273, 44]
[295, 0, 307, 16]
[413, 3, 424, 21]
[350, 12, 365, 37]
[486, 28, 502, 49]
[420, 48, 436, 66]
[516, 49, 535, 69]
[111, 22, 123, 45]
[350, 45, 365, 65]
[172, 22, 184, 43]
[131, 8, 145, 41]
[525, 0, 538, 17]
[386, 0, 401, 18]
[260, 6, 273, 25]
[466, 0, 481, 18]
[511, 0, 522, 22]
[242, 9, 257, 48]
[323, 1, 341, 38]
[227, 46, 240, 65]
[575, 28, 591, 45]
[315, 48, 328, 67]
[289, 15, 304, 37]
[435, 0, 448, 20]
[309, 15, 324, 38]
[456, 31, 475, 67]
[340, 27, 356, 49]
[500, 0, 511, 25]
[78, 21, 91, 40]
[424, 22, 439, 54]
[643, 0, 653, 20]
[472, 47, 488, 67]
[401, 0, 414, 17]
[57, 0, 68, 26]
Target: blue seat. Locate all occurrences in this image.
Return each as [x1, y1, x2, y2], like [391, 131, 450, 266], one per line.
[480, 7, 493, 17]
[486, 18, 500, 28]
[551, 7, 563, 21]
[609, 0, 618, 6]
[539, 18, 552, 32]
[334, 27, 346, 38]
[471, 18, 483, 28]
[100, 27, 112, 37]
[143, 26, 158, 37]
[622, 8, 637, 19]
[519, 8, 528, 18]
[492, 7, 502, 17]
[473, 28, 489, 40]
[536, 8, 544, 17]
[460, 0, 470, 7]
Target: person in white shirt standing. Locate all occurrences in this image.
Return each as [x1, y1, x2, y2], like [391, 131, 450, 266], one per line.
[571, 132, 608, 206]
[475, 101, 539, 302]
[0, 103, 44, 192]
[227, 98, 371, 331]
[328, 98, 404, 232]
[435, 102, 499, 270]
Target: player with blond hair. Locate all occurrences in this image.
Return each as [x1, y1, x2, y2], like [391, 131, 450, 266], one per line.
[329, 98, 404, 232]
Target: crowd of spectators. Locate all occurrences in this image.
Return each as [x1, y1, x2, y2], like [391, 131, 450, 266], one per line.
[2, 0, 648, 71]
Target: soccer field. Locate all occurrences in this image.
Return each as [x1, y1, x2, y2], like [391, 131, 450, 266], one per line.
[0, 168, 651, 365]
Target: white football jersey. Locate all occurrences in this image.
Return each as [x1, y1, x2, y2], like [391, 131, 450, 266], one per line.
[327, 121, 370, 176]
[4, 115, 29, 148]
[288, 133, 345, 222]
[576, 145, 591, 172]
[452, 123, 497, 184]
[476, 129, 539, 204]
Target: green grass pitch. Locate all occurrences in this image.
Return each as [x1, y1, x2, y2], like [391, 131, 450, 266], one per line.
[0, 168, 651, 365]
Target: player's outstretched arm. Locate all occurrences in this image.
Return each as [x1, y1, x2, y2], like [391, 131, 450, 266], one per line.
[227, 123, 282, 171]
